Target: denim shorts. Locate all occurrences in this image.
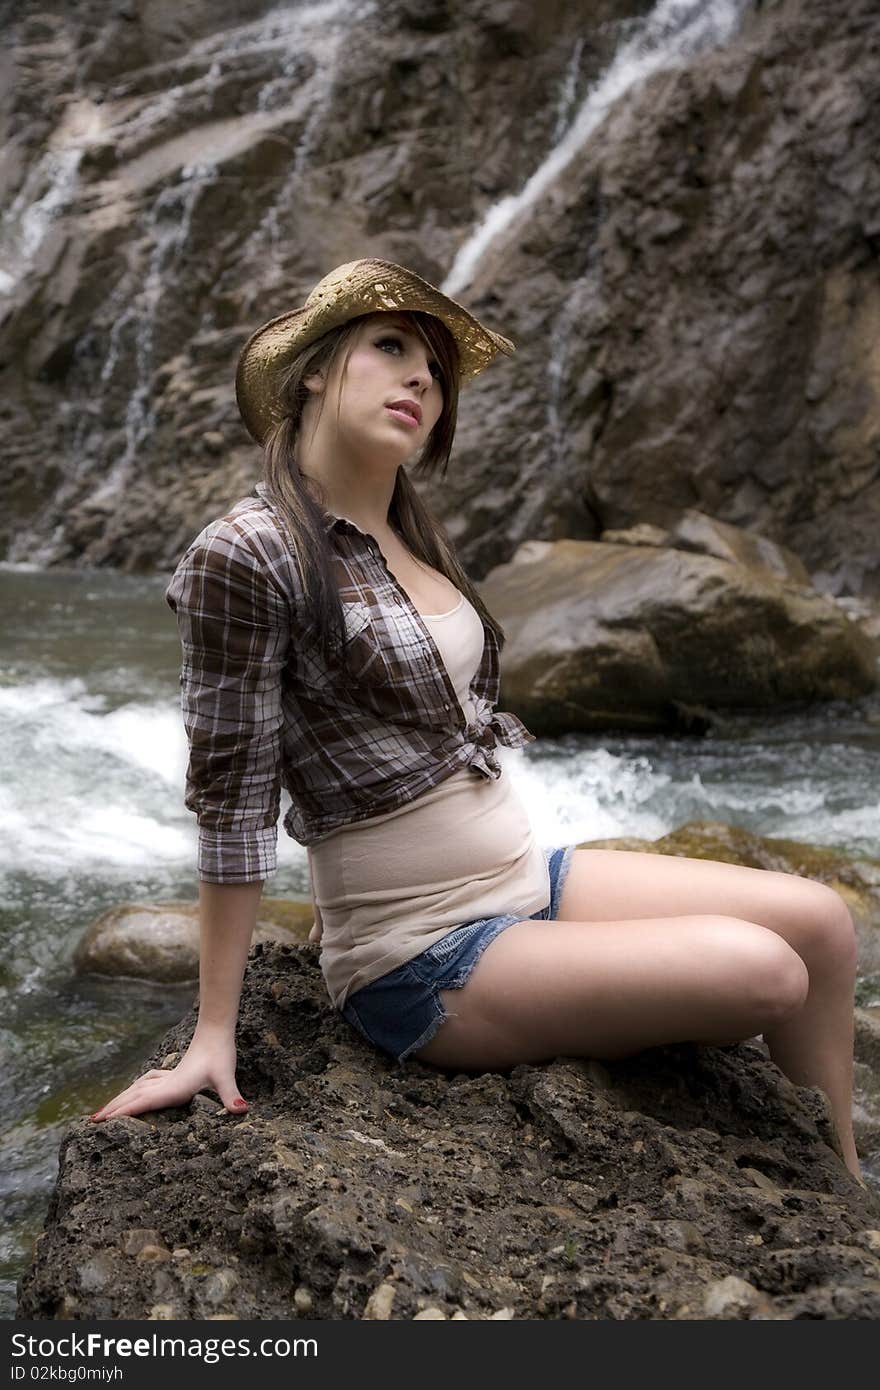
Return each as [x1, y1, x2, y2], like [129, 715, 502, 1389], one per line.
[339, 844, 576, 1066]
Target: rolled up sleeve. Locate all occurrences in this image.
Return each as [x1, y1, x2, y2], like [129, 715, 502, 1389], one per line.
[165, 522, 290, 884]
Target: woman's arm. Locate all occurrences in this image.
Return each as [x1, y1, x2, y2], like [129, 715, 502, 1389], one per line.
[169, 521, 291, 885]
[193, 881, 263, 1034]
[91, 522, 292, 1122]
[90, 881, 262, 1122]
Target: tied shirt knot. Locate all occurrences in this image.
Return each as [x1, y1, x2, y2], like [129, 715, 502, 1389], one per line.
[464, 696, 513, 779]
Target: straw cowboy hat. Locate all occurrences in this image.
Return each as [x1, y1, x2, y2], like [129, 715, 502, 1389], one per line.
[235, 257, 516, 445]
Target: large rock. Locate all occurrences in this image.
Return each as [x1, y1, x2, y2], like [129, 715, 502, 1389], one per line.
[485, 534, 878, 734]
[600, 509, 813, 587]
[16, 940, 880, 1321]
[73, 896, 313, 982]
[600, 511, 880, 645]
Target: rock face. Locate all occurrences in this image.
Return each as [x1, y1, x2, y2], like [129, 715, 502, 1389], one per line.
[484, 530, 878, 734]
[3, 0, 880, 596]
[16, 940, 880, 1321]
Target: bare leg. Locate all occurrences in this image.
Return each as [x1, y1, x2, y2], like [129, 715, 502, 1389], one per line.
[761, 952, 859, 1177]
[413, 913, 809, 1065]
[413, 848, 861, 1181]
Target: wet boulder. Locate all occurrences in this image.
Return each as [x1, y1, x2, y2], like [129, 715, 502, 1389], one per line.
[600, 508, 813, 587]
[73, 896, 313, 982]
[484, 531, 878, 735]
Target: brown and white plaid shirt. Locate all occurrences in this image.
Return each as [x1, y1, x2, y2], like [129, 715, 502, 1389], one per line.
[165, 481, 537, 883]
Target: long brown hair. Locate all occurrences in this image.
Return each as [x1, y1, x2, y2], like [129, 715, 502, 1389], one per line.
[261, 308, 506, 676]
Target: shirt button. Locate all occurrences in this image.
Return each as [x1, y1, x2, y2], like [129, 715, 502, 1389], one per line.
[444, 702, 450, 710]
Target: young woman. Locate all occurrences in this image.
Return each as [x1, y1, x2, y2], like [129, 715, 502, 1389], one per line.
[90, 259, 864, 1186]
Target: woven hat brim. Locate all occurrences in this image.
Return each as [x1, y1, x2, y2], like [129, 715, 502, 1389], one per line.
[235, 258, 515, 445]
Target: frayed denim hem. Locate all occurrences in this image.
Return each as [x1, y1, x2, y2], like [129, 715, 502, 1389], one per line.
[552, 844, 576, 917]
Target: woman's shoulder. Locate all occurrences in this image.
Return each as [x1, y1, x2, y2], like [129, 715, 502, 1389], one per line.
[187, 485, 286, 554]
[169, 486, 301, 606]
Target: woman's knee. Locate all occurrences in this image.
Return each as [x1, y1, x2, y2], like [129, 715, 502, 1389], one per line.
[706, 916, 809, 1025]
[745, 930, 810, 1024]
[799, 880, 858, 975]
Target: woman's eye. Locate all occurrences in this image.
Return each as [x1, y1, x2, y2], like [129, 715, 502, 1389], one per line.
[376, 337, 442, 383]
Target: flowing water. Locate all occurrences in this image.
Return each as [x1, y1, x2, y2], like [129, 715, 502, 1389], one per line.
[2, 564, 879, 1314]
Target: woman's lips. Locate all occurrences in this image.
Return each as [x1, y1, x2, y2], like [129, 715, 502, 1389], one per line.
[385, 406, 419, 429]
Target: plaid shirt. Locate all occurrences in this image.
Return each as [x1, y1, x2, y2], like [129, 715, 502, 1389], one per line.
[165, 481, 537, 883]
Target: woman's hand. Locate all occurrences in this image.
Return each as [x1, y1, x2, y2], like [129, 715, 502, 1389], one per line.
[89, 1029, 248, 1123]
[307, 917, 323, 944]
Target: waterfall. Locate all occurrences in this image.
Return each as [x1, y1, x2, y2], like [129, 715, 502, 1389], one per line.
[89, 171, 216, 507]
[238, 0, 372, 316]
[442, 0, 751, 299]
[2, 0, 372, 563]
[0, 98, 105, 295]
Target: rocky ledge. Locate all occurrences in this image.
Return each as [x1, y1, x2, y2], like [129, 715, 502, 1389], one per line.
[18, 941, 880, 1321]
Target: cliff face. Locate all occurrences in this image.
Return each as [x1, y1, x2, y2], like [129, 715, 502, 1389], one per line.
[2, 0, 879, 594]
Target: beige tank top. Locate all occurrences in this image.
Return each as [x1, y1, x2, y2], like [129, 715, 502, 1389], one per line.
[310, 589, 550, 1010]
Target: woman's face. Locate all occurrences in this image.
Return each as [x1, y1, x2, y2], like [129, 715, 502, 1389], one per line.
[315, 312, 445, 461]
